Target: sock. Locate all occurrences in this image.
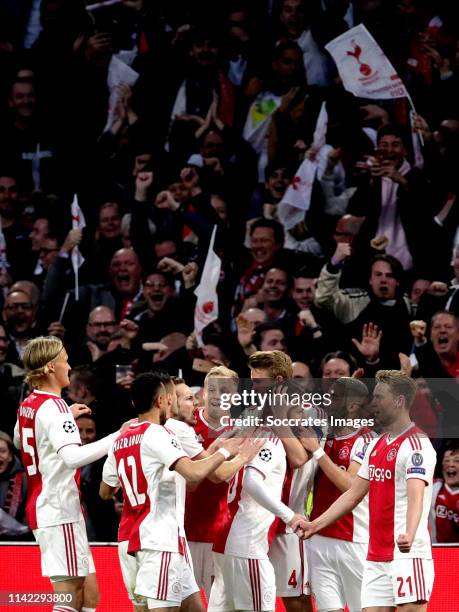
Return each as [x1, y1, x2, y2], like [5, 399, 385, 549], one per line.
[82, 608, 96, 611]
[52, 607, 78, 612]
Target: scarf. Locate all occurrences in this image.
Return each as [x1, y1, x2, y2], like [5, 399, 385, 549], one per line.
[3, 472, 23, 517]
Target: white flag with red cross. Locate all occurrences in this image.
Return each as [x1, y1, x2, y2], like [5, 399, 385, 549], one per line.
[71, 195, 86, 300]
[278, 102, 328, 230]
[194, 226, 221, 347]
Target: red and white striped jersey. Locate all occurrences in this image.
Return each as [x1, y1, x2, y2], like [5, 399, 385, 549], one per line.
[310, 427, 375, 543]
[185, 409, 231, 544]
[102, 421, 151, 543]
[103, 419, 204, 544]
[358, 424, 436, 561]
[15, 390, 82, 530]
[214, 431, 286, 559]
[276, 404, 328, 536]
[111, 421, 187, 555]
[430, 480, 459, 543]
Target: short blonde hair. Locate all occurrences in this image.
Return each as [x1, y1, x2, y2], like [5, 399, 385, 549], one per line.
[205, 366, 239, 384]
[23, 336, 64, 388]
[248, 350, 293, 378]
[375, 370, 417, 409]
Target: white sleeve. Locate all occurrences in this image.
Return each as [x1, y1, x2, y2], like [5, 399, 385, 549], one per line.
[38, 399, 81, 452]
[59, 432, 118, 469]
[404, 439, 436, 484]
[170, 421, 204, 459]
[351, 434, 373, 466]
[102, 446, 120, 488]
[13, 420, 20, 450]
[142, 426, 188, 470]
[246, 440, 281, 479]
[357, 437, 378, 480]
[244, 467, 294, 524]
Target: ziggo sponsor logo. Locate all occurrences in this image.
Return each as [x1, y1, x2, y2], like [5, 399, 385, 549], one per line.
[368, 465, 393, 481]
[436, 505, 459, 523]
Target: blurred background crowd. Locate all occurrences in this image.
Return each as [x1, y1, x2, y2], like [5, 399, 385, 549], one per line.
[0, 0, 458, 541]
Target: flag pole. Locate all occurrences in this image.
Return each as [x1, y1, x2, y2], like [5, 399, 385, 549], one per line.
[59, 292, 70, 323]
[405, 92, 425, 147]
[74, 251, 79, 301]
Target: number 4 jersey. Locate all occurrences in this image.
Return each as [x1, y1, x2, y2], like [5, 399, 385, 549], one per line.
[15, 391, 83, 529]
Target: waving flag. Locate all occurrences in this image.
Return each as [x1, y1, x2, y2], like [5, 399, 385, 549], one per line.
[194, 226, 221, 347]
[278, 102, 328, 230]
[325, 24, 408, 100]
[71, 195, 86, 300]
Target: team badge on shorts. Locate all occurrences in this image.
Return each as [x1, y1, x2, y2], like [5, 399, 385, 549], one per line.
[259, 449, 272, 462]
[263, 590, 274, 604]
[171, 438, 179, 448]
[386, 448, 397, 462]
[63, 420, 77, 433]
[82, 556, 89, 569]
[411, 452, 423, 466]
[171, 582, 181, 594]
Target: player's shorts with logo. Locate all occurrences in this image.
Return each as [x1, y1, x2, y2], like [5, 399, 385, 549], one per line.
[188, 541, 215, 598]
[208, 552, 276, 611]
[308, 534, 366, 612]
[134, 548, 199, 608]
[33, 519, 95, 580]
[361, 557, 435, 608]
[269, 533, 310, 597]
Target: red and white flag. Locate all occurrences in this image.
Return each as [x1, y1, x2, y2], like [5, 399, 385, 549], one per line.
[325, 24, 408, 100]
[194, 226, 221, 347]
[71, 194, 86, 300]
[278, 102, 328, 229]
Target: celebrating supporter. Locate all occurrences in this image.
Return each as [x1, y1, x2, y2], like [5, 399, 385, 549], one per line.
[430, 444, 459, 543]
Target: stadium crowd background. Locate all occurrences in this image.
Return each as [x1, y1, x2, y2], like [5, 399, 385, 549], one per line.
[0, 0, 458, 542]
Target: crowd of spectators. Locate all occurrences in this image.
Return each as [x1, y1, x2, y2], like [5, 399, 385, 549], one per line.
[0, 0, 458, 540]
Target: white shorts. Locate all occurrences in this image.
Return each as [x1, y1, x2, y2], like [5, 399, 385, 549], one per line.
[188, 541, 214, 599]
[33, 520, 95, 579]
[208, 552, 276, 612]
[135, 549, 199, 607]
[269, 533, 310, 597]
[308, 534, 366, 612]
[118, 540, 147, 606]
[361, 557, 435, 608]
